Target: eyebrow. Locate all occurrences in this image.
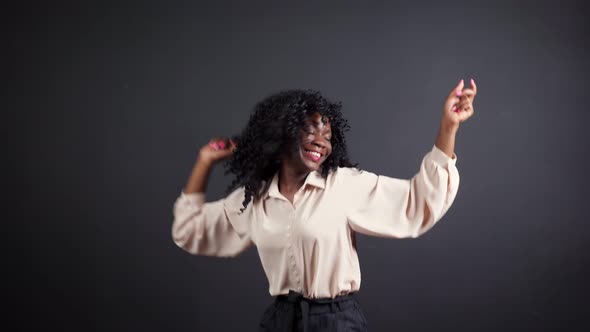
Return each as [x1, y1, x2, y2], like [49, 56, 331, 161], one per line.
[310, 118, 330, 126]
[306, 124, 331, 134]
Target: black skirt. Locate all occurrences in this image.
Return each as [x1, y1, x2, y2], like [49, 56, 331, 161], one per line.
[258, 290, 369, 332]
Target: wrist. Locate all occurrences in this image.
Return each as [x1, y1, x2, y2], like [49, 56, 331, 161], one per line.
[439, 121, 459, 134]
[196, 155, 215, 170]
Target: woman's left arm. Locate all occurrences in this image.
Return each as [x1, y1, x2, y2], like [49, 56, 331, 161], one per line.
[344, 79, 477, 238]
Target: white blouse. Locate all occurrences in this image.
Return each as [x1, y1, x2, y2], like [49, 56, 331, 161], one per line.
[172, 144, 459, 299]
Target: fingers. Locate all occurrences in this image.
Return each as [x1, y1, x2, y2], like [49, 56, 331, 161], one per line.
[450, 79, 477, 111]
[455, 99, 472, 111]
[208, 137, 232, 151]
[459, 88, 476, 98]
[454, 102, 476, 122]
[449, 78, 477, 99]
[229, 139, 238, 152]
[457, 89, 476, 105]
[445, 78, 477, 121]
[450, 79, 465, 98]
[208, 139, 221, 150]
[470, 78, 477, 95]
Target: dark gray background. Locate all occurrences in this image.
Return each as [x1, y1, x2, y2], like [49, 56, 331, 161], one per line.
[15, 0, 589, 331]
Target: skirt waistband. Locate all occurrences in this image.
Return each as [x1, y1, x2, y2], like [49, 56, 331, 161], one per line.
[275, 290, 357, 306]
[273, 290, 359, 332]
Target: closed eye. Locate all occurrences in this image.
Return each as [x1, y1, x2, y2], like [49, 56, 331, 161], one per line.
[303, 128, 331, 141]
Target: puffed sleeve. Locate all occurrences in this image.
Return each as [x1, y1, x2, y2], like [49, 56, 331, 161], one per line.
[171, 186, 254, 257]
[341, 144, 460, 238]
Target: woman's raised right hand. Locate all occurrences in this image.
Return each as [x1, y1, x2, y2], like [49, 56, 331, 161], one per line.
[198, 138, 237, 165]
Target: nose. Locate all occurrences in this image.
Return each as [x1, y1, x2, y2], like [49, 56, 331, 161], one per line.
[312, 136, 327, 148]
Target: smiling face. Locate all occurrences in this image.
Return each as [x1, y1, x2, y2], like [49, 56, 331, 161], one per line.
[288, 112, 333, 173]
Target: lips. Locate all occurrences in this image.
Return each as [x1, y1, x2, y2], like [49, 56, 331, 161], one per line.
[303, 149, 322, 162]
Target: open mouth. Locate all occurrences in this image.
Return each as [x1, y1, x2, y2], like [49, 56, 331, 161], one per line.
[303, 149, 322, 162]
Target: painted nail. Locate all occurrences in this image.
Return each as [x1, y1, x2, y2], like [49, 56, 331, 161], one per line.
[217, 141, 226, 149]
[456, 90, 462, 97]
[451, 105, 457, 112]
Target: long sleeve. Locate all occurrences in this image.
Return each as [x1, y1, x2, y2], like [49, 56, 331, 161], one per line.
[171, 186, 253, 257]
[342, 144, 460, 238]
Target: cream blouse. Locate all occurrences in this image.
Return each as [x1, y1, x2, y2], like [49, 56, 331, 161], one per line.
[172, 144, 459, 299]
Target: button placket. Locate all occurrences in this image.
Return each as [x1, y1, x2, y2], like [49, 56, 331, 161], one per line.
[285, 209, 300, 289]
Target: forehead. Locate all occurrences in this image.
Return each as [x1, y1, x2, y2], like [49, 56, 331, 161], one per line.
[305, 112, 331, 127]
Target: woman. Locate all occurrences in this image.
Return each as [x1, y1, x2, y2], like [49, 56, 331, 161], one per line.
[172, 79, 477, 331]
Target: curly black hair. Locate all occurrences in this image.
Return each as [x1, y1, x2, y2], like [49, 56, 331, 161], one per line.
[224, 89, 357, 212]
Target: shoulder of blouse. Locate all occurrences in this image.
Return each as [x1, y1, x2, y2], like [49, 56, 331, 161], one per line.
[331, 166, 378, 191]
[222, 179, 272, 211]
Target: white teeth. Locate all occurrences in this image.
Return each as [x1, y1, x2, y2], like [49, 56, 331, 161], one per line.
[306, 150, 321, 158]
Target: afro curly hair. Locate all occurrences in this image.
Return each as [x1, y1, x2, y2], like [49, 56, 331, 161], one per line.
[224, 89, 357, 212]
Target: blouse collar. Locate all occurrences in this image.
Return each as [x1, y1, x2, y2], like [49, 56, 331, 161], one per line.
[263, 169, 326, 200]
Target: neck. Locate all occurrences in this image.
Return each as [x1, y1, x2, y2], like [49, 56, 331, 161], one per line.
[278, 163, 309, 194]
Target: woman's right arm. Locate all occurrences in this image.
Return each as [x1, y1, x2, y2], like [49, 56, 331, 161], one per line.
[171, 139, 253, 257]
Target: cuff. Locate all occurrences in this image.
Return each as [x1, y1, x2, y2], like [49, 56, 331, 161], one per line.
[430, 144, 457, 168]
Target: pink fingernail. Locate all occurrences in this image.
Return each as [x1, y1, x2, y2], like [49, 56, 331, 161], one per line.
[451, 105, 456, 111]
[217, 141, 226, 149]
[456, 90, 462, 97]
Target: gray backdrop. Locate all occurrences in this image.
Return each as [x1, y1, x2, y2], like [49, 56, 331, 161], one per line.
[16, 0, 589, 331]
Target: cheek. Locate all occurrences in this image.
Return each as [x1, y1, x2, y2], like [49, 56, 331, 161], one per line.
[300, 136, 313, 145]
